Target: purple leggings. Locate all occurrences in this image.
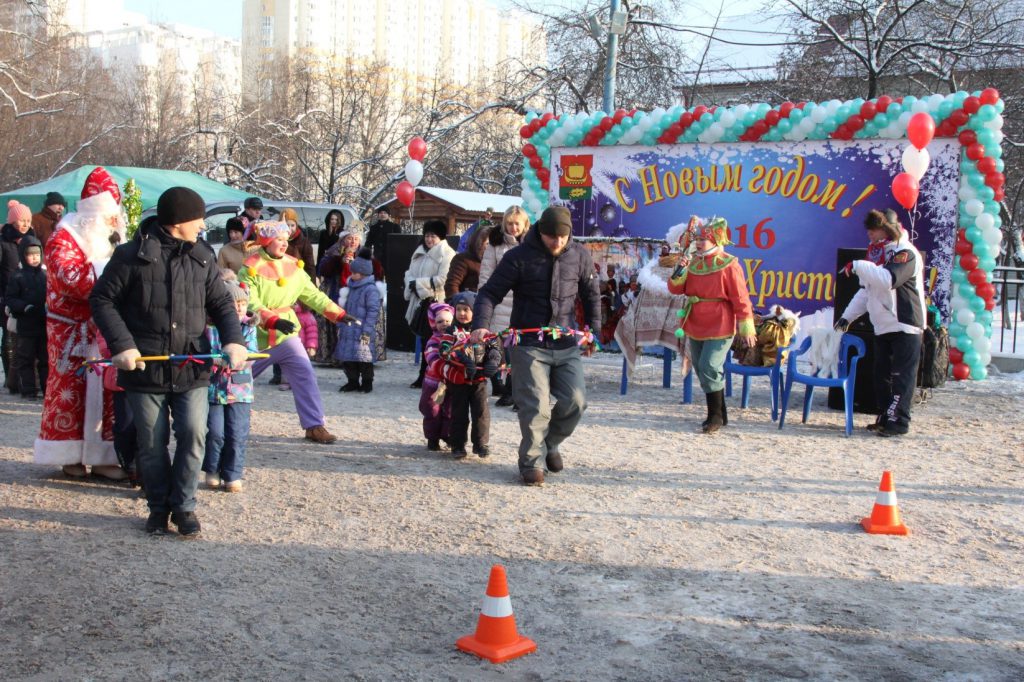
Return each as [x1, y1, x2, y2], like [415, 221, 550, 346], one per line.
[419, 377, 451, 440]
[252, 336, 325, 430]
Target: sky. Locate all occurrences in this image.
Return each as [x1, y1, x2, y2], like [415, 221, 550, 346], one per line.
[124, 0, 243, 38]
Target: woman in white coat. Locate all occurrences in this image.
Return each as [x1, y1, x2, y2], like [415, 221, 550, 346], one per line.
[477, 205, 530, 405]
[404, 219, 455, 387]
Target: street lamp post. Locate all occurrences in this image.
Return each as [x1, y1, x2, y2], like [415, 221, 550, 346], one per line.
[599, 1, 629, 113]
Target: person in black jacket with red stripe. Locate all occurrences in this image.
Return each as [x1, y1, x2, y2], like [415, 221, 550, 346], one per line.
[471, 207, 600, 486]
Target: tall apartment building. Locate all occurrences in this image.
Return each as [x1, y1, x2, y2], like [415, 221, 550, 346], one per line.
[241, 0, 545, 90]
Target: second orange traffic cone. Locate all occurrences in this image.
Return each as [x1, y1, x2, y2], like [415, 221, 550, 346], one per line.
[861, 470, 909, 535]
[456, 565, 537, 663]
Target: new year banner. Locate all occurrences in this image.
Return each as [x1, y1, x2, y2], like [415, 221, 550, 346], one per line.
[549, 140, 960, 317]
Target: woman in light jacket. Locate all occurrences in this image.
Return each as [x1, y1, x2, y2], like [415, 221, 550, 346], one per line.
[477, 205, 530, 405]
[403, 219, 455, 388]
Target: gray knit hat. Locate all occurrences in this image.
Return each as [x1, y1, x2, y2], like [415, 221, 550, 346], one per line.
[224, 278, 249, 303]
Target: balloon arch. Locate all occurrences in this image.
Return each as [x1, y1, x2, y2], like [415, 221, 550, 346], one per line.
[519, 90, 1005, 381]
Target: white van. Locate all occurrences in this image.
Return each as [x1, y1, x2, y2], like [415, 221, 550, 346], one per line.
[141, 200, 360, 244]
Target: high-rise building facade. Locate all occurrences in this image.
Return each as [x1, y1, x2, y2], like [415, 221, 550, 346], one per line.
[241, 0, 545, 89]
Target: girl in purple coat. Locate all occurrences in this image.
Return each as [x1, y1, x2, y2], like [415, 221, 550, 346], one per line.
[335, 250, 381, 392]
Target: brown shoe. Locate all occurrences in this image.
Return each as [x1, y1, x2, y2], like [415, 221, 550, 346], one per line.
[521, 469, 545, 486]
[305, 425, 338, 444]
[62, 464, 88, 478]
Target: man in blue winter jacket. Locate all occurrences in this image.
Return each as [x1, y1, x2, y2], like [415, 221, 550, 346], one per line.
[471, 206, 600, 486]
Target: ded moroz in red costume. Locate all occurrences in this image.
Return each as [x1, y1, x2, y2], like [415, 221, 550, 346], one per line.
[34, 167, 126, 472]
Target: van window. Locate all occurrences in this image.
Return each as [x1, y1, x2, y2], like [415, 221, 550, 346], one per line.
[204, 206, 239, 244]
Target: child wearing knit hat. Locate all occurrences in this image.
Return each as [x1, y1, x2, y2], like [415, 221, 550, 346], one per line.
[335, 248, 381, 393]
[419, 302, 455, 450]
[201, 277, 259, 492]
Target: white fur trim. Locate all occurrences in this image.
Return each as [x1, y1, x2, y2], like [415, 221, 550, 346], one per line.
[77, 191, 120, 216]
[664, 220, 691, 246]
[375, 281, 387, 309]
[808, 328, 843, 378]
[33, 437, 86, 465]
[636, 258, 670, 296]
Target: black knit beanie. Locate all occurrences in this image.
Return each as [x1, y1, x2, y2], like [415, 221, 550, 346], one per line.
[157, 187, 206, 226]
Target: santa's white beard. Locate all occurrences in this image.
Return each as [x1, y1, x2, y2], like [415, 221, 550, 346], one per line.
[68, 214, 122, 264]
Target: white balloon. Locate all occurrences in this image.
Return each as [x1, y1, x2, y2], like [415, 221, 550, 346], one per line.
[827, 100, 841, 114]
[707, 122, 724, 140]
[985, 114, 1004, 131]
[404, 160, 424, 187]
[958, 185, 977, 201]
[956, 308, 976, 326]
[810, 106, 828, 123]
[790, 130, 807, 142]
[965, 199, 984, 217]
[994, 130, 1004, 144]
[979, 350, 992, 366]
[912, 99, 929, 113]
[651, 107, 666, 119]
[521, 179, 531, 192]
[950, 296, 967, 313]
[975, 212, 994, 230]
[901, 146, 931, 181]
[718, 110, 736, 127]
[984, 226, 1002, 245]
[734, 104, 750, 118]
[928, 93, 946, 109]
[800, 117, 816, 133]
[967, 322, 985, 339]
[898, 111, 913, 129]
[974, 336, 991, 353]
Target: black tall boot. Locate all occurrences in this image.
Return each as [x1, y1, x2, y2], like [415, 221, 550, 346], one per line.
[721, 395, 728, 426]
[339, 362, 361, 392]
[702, 390, 725, 434]
[359, 363, 374, 393]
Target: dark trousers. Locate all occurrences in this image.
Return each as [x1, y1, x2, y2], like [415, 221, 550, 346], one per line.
[874, 332, 922, 431]
[448, 381, 490, 449]
[112, 391, 138, 473]
[1, 321, 14, 390]
[13, 331, 46, 396]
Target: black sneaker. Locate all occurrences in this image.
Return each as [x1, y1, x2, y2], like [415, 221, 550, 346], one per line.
[410, 378, 423, 389]
[545, 451, 563, 473]
[145, 511, 170, 535]
[427, 439, 443, 451]
[338, 383, 359, 392]
[170, 511, 202, 537]
[473, 445, 490, 458]
[268, 376, 281, 386]
[495, 394, 514, 407]
[451, 447, 468, 459]
[877, 425, 909, 438]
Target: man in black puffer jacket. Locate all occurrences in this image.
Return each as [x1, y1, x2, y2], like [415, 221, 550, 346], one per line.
[472, 206, 600, 486]
[91, 187, 248, 537]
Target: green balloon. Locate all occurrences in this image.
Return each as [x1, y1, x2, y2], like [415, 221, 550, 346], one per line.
[955, 334, 973, 351]
[965, 226, 983, 242]
[977, 310, 993, 327]
[963, 349, 981, 366]
[971, 365, 988, 380]
[969, 296, 986, 313]
[979, 255, 997, 271]
[948, 321, 966, 338]
[951, 268, 967, 285]
[958, 283, 976, 298]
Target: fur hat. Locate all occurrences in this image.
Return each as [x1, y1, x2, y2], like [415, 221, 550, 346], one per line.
[254, 220, 291, 247]
[157, 187, 205, 226]
[422, 220, 447, 241]
[450, 291, 476, 310]
[427, 301, 454, 325]
[537, 206, 572, 237]
[224, 278, 250, 303]
[350, 247, 373, 276]
[6, 200, 31, 224]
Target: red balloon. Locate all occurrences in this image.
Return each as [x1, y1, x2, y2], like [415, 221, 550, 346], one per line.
[985, 298, 996, 310]
[977, 282, 995, 300]
[952, 363, 971, 381]
[949, 348, 963, 365]
[960, 253, 979, 271]
[408, 136, 427, 161]
[680, 112, 694, 126]
[613, 109, 627, 123]
[949, 110, 969, 127]
[968, 268, 988, 286]
[519, 125, 532, 139]
[765, 110, 781, 126]
[958, 130, 977, 146]
[891, 172, 919, 209]
[907, 112, 935, 150]
[994, 188, 1005, 201]
[752, 121, 768, 135]
[859, 101, 876, 119]
[976, 157, 996, 174]
[985, 172, 1004, 190]
[966, 143, 985, 161]
[521, 143, 536, 157]
[980, 88, 1000, 105]
[396, 181, 415, 207]
[779, 101, 795, 117]
[667, 123, 682, 137]
[847, 115, 865, 131]
[963, 96, 981, 114]
[528, 156, 543, 169]
[876, 95, 892, 112]
[955, 239, 972, 256]
[693, 105, 708, 119]
[540, 112, 554, 124]
[599, 116, 614, 131]
[536, 167, 550, 181]
[834, 124, 850, 139]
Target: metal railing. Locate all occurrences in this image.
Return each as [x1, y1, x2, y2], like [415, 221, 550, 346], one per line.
[992, 265, 1023, 355]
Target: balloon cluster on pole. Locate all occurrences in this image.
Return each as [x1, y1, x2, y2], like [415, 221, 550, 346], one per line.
[397, 136, 427, 208]
[520, 89, 1004, 380]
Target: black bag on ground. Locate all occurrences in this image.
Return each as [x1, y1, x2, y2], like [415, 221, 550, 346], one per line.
[917, 323, 949, 389]
[409, 297, 435, 338]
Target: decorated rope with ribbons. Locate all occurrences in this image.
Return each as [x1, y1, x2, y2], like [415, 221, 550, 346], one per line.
[498, 326, 600, 350]
[76, 352, 271, 377]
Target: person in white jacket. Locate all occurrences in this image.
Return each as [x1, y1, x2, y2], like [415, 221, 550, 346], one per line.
[478, 206, 530, 406]
[836, 208, 926, 437]
[404, 220, 455, 387]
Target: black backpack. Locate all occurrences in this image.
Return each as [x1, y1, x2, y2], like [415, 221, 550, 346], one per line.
[917, 323, 949, 389]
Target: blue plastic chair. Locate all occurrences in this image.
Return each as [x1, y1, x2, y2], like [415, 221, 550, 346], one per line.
[778, 334, 866, 437]
[724, 343, 789, 421]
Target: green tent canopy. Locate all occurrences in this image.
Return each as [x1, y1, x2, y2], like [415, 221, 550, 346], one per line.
[0, 166, 250, 212]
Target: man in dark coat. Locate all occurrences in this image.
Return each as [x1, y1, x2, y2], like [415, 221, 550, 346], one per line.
[90, 187, 248, 537]
[31, 191, 66, 246]
[366, 207, 401, 270]
[471, 206, 600, 486]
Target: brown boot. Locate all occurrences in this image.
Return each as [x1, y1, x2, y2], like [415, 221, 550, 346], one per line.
[305, 425, 338, 444]
[521, 469, 545, 486]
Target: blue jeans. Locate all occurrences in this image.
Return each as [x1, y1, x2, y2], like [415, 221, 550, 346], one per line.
[203, 402, 251, 483]
[127, 388, 209, 514]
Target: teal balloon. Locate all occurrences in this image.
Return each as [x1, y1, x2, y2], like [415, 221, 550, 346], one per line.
[976, 186, 995, 202]
[989, 146, 1002, 159]
[744, 111, 758, 126]
[700, 113, 714, 124]
[670, 106, 683, 118]
[993, 214, 1002, 228]
[903, 95, 918, 107]
[995, 159, 1005, 172]
[963, 349, 981, 366]
[996, 100, 1004, 113]
[972, 242, 990, 259]
[731, 123, 746, 137]
[979, 255, 997, 271]
[965, 225, 982, 242]
[977, 310, 993, 327]
[984, 200, 1000, 215]
[789, 109, 803, 123]
[977, 105, 996, 121]
[960, 160, 974, 175]
[955, 334, 973, 351]
[757, 103, 770, 116]
[954, 91, 968, 105]
[968, 173, 986, 189]
[661, 115, 673, 127]
[951, 268, 967, 285]
[610, 125, 623, 137]
[958, 283, 976, 298]
[642, 133, 656, 145]
[888, 104, 902, 117]
[938, 102, 953, 119]
[969, 296, 986, 313]
[976, 129, 996, 147]
[873, 113, 889, 127]
[777, 119, 792, 134]
[948, 321, 966, 338]
[971, 365, 988, 380]
[621, 119, 634, 130]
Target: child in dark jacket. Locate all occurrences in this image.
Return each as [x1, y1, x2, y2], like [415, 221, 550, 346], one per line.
[336, 249, 381, 393]
[5, 235, 47, 399]
[440, 291, 502, 458]
[420, 302, 454, 451]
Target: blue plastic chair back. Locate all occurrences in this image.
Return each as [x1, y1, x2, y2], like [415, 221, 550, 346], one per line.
[723, 343, 790, 421]
[778, 333, 865, 436]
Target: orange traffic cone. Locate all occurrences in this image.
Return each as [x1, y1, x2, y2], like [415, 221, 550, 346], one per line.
[861, 470, 909, 535]
[456, 565, 537, 663]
